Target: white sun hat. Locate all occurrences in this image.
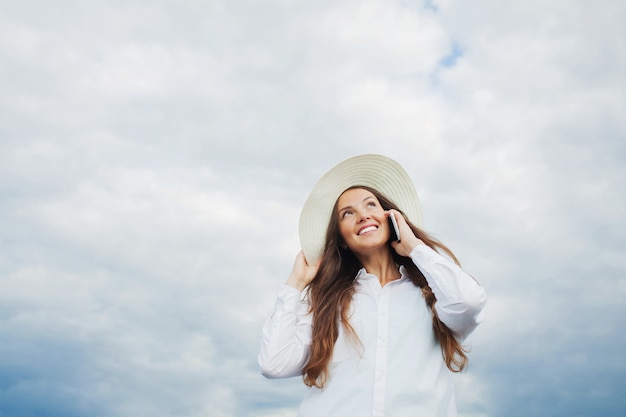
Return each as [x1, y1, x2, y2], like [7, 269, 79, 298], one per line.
[298, 154, 423, 264]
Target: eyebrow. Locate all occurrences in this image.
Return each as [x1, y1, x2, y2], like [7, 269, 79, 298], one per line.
[338, 196, 376, 213]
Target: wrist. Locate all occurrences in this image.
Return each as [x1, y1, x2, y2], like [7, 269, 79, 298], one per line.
[403, 236, 423, 253]
[285, 274, 308, 292]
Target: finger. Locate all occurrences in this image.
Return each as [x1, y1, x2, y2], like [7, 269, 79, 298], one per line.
[389, 209, 406, 225]
[299, 251, 312, 267]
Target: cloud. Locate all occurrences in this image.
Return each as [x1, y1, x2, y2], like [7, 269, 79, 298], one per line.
[1, 0, 625, 416]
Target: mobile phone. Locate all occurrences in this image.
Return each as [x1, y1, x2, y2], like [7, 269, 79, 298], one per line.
[388, 212, 401, 243]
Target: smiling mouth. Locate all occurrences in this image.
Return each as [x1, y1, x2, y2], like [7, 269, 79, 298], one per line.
[358, 225, 378, 235]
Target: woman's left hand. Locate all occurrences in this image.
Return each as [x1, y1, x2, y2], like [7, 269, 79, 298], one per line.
[386, 209, 425, 257]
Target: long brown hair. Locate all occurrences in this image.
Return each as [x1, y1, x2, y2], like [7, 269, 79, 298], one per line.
[303, 186, 468, 388]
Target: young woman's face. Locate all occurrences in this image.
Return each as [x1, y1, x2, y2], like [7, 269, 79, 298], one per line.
[336, 188, 390, 256]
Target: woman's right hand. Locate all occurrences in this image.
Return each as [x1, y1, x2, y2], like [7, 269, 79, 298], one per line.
[285, 250, 320, 292]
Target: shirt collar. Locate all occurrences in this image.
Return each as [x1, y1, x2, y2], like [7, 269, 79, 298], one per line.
[354, 265, 409, 282]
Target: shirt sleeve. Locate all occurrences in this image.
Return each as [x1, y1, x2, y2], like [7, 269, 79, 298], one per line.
[258, 284, 313, 378]
[410, 245, 487, 341]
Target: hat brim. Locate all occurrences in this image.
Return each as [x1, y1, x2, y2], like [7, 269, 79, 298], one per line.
[298, 154, 422, 264]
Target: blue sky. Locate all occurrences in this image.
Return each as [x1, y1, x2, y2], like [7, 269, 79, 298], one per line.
[1, 0, 625, 416]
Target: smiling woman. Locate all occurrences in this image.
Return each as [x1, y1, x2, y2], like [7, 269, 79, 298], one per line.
[258, 154, 487, 417]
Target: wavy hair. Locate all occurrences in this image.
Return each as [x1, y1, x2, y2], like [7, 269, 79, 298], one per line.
[302, 186, 468, 388]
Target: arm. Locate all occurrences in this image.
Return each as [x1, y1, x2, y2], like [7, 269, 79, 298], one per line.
[258, 285, 313, 378]
[410, 244, 486, 340]
[388, 210, 486, 340]
[258, 251, 319, 378]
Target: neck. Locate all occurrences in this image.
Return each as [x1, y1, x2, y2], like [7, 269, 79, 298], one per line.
[356, 249, 400, 287]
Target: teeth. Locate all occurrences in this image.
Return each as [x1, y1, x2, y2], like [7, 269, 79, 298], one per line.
[359, 226, 377, 235]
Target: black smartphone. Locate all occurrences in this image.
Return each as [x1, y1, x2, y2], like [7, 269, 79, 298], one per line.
[388, 212, 401, 243]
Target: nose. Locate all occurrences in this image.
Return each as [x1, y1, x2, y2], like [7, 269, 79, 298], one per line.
[356, 209, 370, 223]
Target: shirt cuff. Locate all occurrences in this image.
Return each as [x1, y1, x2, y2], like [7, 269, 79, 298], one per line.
[409, 244, 440, 264]
[276, 284, 305, 313]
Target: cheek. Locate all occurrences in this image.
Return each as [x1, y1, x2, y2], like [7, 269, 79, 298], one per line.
[338, 221, 352, 241]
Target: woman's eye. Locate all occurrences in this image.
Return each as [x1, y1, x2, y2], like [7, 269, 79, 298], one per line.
[342, 210, 353, 218]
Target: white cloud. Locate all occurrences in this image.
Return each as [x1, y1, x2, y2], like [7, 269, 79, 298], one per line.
[1, 0, 625, 416]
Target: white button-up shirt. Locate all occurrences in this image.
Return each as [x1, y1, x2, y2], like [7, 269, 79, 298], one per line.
[259, 245, 487, 417]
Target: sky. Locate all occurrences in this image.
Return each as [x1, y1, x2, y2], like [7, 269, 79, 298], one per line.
[0, 0, 625, 416]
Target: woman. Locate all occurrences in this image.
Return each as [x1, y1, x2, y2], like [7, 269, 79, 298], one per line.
[259, 154, 487, 417]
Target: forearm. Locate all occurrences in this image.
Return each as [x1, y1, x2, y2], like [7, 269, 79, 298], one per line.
[258, 285, 313, 378]
[410, 245, 487, 339]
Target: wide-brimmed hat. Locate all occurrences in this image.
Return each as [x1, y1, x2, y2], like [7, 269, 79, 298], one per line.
[299, 154, 423, 264]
